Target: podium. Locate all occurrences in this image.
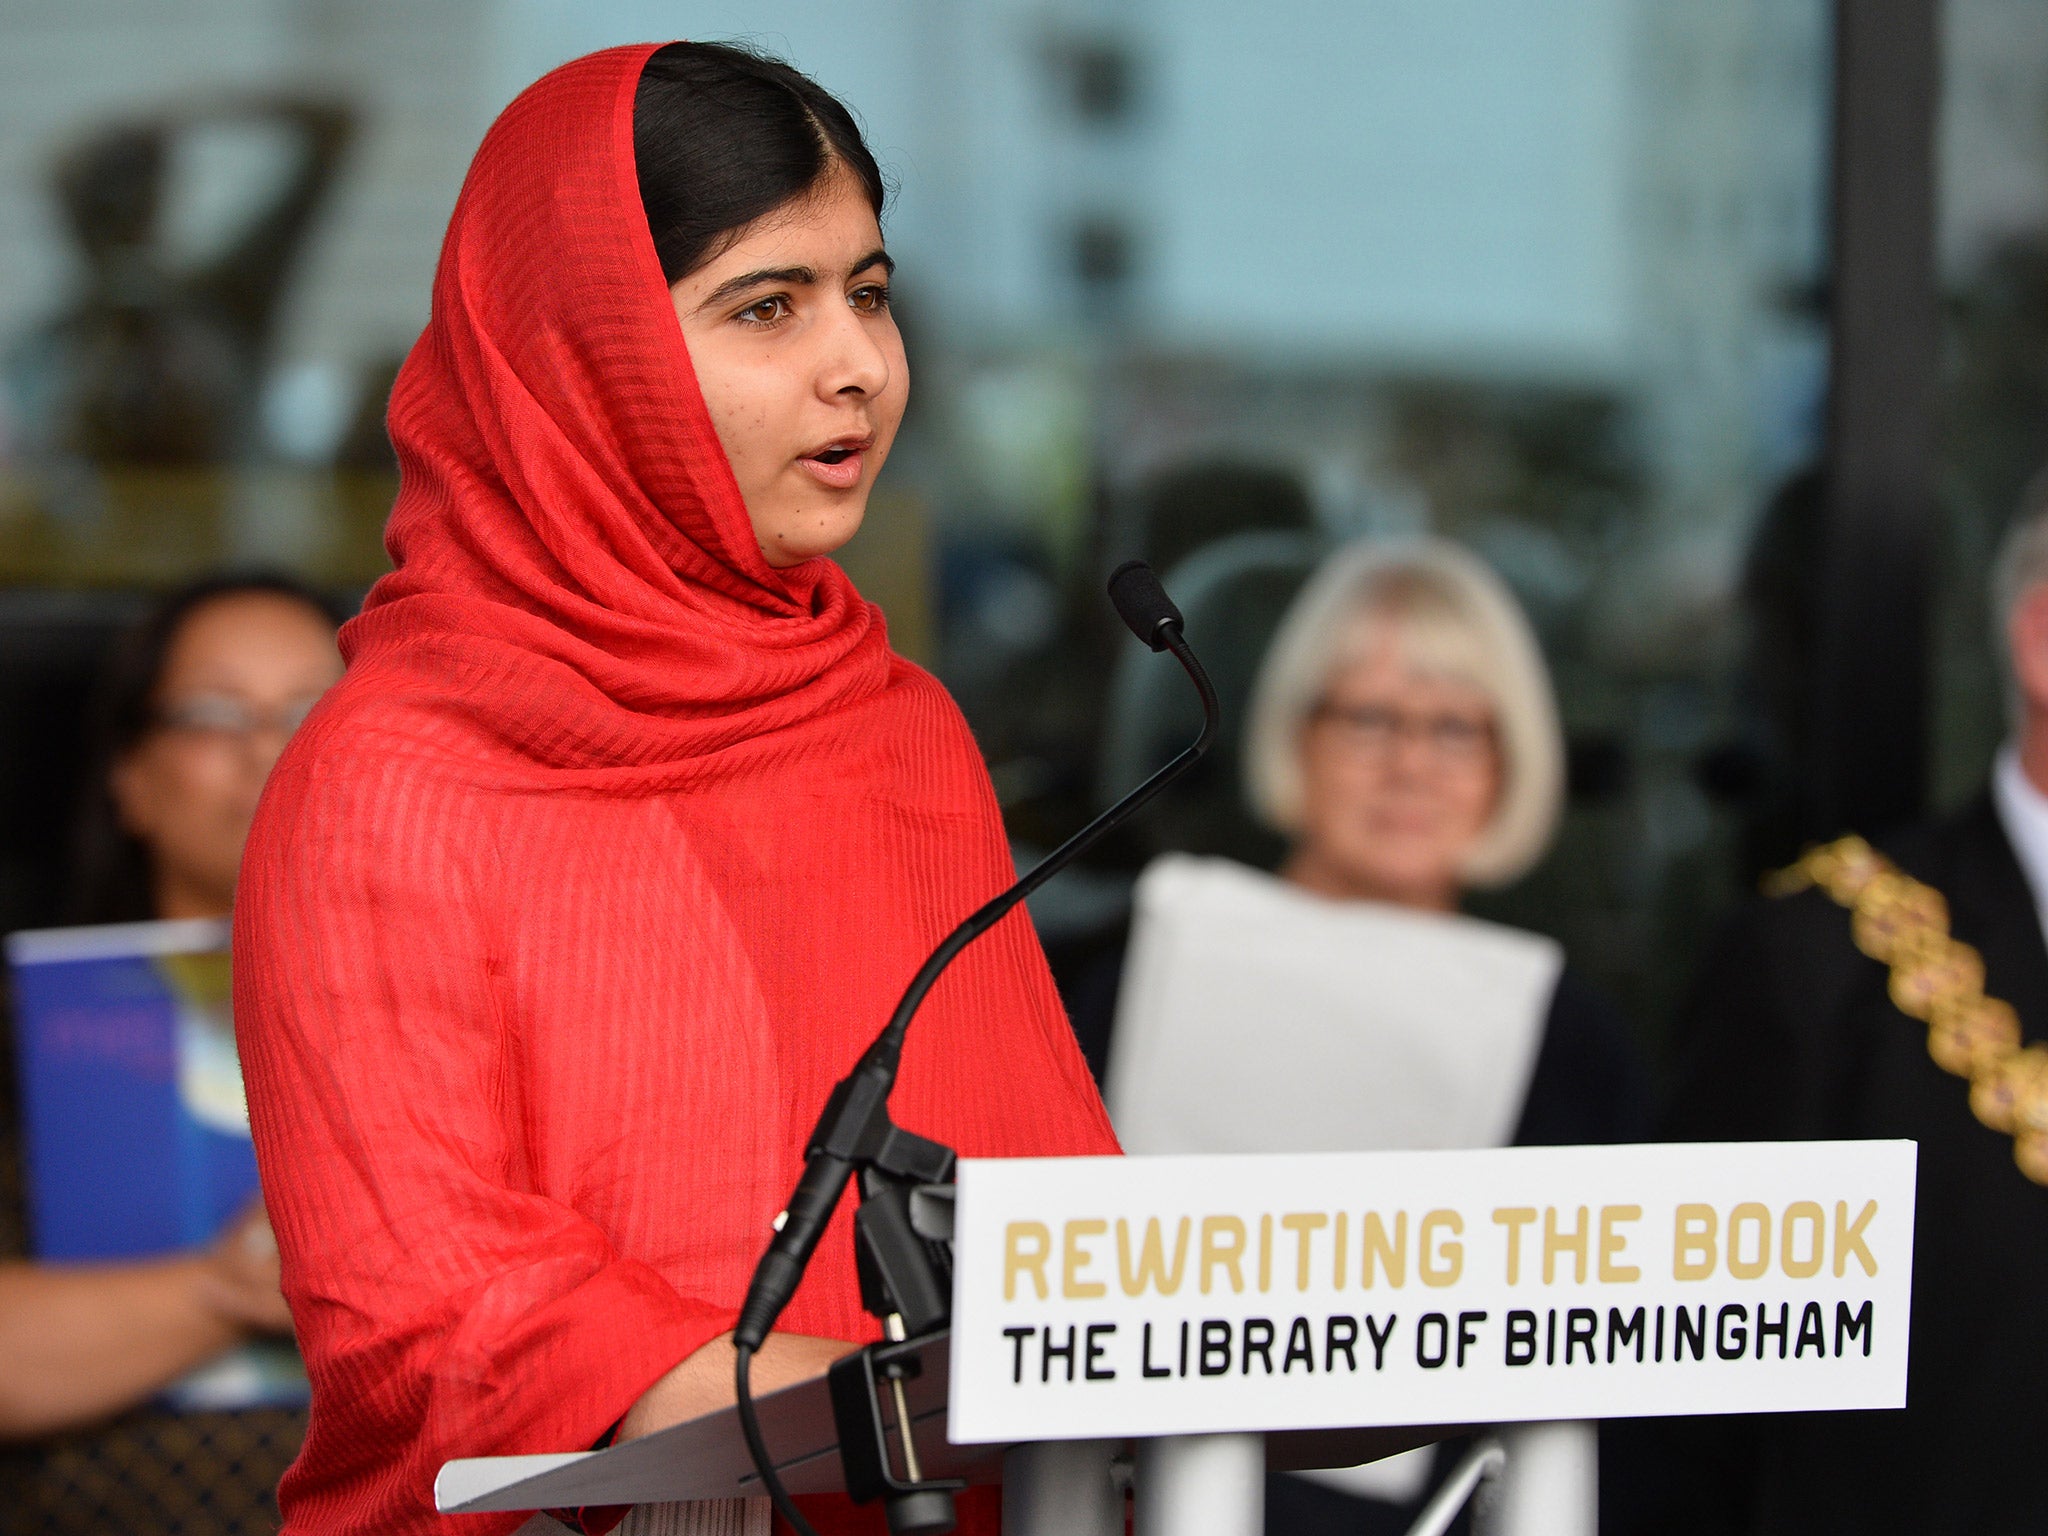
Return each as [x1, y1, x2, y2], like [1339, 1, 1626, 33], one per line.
[439, 1140, 1912, 1536]
[437, 1327, 1455, 1535]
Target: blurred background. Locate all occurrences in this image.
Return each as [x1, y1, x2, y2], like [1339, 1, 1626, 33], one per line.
[0, 0, 2040, 1069]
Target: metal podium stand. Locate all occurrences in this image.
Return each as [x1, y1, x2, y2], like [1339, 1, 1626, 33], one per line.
[434, 1329, 1471, 1536]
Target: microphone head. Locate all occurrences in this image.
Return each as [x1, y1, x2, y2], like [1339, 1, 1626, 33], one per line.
[1107, 560, 1185, 651]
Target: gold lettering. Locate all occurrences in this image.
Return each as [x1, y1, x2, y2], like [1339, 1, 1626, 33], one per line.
[1780, 1202, 1824, 1280]
[1062, 1218, 1107, 1299]
[1598, 1205, 1641, 1282]
[1673, 1204, 1716, 1280]
[1117, 1216, 1191, 1297]
[1333, 1211, 1349, 1289]
[1543, 1205, 1589, 1285]
[1258, 1213, 1274, 1293]
[1201, 1216, 1247, 1295]
[1727, 1202, 1770, 1279]
[1419, 1209, 1464, 1288]
[1833, 1200, 1878, 1278]
[1361, 1211, 1407, 1288]
[1281, 1212, 1328, 1291]
[1005, 1220, 1051, 1301]
[1493, 1207, 1537, 1285]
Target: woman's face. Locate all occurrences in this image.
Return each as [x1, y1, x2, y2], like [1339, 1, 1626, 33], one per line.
[669, 164, 908, 568]
[110, 592, 343, 919]
[1287, 627, 1502, 911]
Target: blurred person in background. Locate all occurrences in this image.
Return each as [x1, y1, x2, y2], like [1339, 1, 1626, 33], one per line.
[0, 572, 343, 1533]
[1613, 484, 2048, 1534]
[67, 574, 348, 924]
[1094, 538, 1648, 1534]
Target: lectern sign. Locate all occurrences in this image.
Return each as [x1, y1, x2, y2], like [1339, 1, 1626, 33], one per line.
[947, 1142, 1914, 1443]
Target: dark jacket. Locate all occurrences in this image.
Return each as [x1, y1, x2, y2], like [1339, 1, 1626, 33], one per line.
[1611, 796, 2048, 1536]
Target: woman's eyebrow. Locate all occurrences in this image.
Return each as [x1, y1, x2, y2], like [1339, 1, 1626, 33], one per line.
[695, 265, 817, 312]
[696, 251, 897, 313]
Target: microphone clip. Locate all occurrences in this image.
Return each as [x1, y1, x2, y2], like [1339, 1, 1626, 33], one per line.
[820, 1121, 963, 1534]
[827, 1162, 965, 1535]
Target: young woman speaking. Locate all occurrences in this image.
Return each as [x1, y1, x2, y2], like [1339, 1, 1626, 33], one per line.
[234, 43, 1117, 1536]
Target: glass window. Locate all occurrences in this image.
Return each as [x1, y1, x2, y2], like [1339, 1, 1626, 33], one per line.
[0, 1, 1839, 1052]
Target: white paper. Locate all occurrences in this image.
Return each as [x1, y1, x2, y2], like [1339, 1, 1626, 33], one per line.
[1107, 856, 1559, 1157]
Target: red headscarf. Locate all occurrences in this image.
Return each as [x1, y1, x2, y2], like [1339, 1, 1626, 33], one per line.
[235, 44, 1116, 1535]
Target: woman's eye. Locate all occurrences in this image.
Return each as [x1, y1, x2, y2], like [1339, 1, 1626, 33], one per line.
[738, 295, 792, 325]
[849, 284, 891, 314]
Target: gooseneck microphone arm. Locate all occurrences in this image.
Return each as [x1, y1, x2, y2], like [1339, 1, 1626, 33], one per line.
[732, 561, 1217, 1536]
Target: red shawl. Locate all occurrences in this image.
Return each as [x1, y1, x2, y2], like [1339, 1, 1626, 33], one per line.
[234, 44, 1117, 1535]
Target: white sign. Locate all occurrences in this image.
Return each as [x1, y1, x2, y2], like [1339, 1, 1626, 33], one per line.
[948, 1142, 1915, 1444]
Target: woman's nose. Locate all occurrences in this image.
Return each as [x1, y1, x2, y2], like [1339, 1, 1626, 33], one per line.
[1383, 729, 1439, 779]
[817, 307, 892, 401]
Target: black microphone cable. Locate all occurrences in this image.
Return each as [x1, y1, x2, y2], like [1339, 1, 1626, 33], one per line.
[733, 1339, 820, 1536]
[732, 561, 1216, 1535]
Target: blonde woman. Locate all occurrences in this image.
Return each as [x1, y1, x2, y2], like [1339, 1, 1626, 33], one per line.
[1099, 537, 1645, 1534]
[1244, 536, 1561, 912]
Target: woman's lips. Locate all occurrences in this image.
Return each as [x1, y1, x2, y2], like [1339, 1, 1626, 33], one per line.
[797, 435, 874, 490]
[797, 448, 866, 490]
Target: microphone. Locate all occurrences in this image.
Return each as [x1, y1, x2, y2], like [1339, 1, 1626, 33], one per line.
[732, 560, 1216, 1536]
[735, 561, 1216, 1348]
[1107, 559, 1186, 651]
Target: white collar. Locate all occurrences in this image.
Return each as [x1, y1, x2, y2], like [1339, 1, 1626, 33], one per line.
[1991, 744, 2048, 950]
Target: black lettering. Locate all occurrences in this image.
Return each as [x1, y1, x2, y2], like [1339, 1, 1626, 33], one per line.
[1142, 1322, 1170, 1378]
[1043, 1324, 1077, 1382]
[1365, 1313, 1397, 1371]
[1608, 1307, 1646, 1364]
[1179, 1320, 1189, 1376]
[1242, 1317, 1276, 1374]
[1565, 1308, 1598, 1365]
[1005, 1326, 1034, 1385]
[1417, 1312, 1450, 1369]
[1655, 1304, 1665, 1362]
[1456, 1311, 1486, 1367]
[1755, 1303, 1788, 1360]
[1835, 1300, 1873, 1358]
[1283, 1316, 1315, 1373]
[1085, 1323, 1116, 1380]
[1505, 1309, 1538, 1366]
[1795, 1302, 1826, 1358]
[1546, 1308, 1557, 1366]
[1715, 1305, 1747, 1361]
[1199, 1320, 1232, 1376]
[1675, 1305, 1707, 1362]
[1325, 1314, 1359, 1373]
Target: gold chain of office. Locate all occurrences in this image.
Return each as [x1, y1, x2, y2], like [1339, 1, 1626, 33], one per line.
[1767, 835, 2048, 1186]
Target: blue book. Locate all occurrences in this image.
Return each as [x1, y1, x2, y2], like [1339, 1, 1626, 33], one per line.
[7, 918, 309, 1410]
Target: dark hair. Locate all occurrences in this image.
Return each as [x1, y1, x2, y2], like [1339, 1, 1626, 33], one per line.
[64, 572, 348, 925]
[633, 41, 888, 285]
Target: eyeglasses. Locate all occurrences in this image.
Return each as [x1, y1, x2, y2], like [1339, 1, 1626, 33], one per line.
[1311, 701, 1496, 763]
[152, 692, 325, 740]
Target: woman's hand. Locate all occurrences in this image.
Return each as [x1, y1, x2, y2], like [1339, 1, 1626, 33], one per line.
[618, 1331, 858, 1442]
[0, 1207, 292, 1440]
[195, 1201, 295, 1336]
